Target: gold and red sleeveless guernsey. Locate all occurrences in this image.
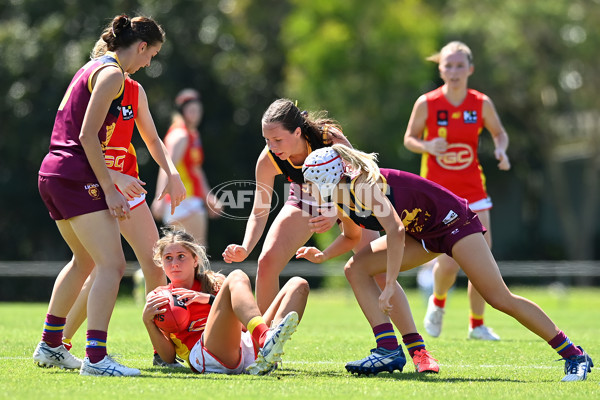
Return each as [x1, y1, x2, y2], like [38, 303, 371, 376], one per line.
[421, 87, 488, 203]
[151, 280, 211, 363]
[104, 76, 140, 178]
[39, 53, 124, 182]
[164, 121, 205, 198]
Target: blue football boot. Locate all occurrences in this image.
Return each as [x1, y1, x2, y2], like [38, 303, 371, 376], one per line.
[345, 346, 406, 376]
[561, 346, 593, 382]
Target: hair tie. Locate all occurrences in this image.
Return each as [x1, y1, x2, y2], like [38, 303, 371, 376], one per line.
[300, 110, 308, 117]
[111, 27, 117, 37]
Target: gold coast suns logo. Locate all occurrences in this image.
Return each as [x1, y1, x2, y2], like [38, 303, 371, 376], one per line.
[85, 183, 101, 200]
[436, 143, 474, 170]
[188, 317, 207, 332]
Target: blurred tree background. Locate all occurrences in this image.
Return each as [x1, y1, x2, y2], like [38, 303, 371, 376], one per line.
[0, 0, 598, 262]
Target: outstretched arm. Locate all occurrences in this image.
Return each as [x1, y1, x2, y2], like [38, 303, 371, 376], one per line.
[222, 148, 278, 263]
[296, 212, 362, 263]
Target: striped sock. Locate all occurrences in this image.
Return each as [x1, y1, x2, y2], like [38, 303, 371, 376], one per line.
[548, 331, 582, 359]
[402, 333, 425, 358]
[86, 330, 107, 363]
[432, 293, 447, 308]
[470, 312, 484, 329]
[373, 323, 398, 351]
[41, 314, 66, 348]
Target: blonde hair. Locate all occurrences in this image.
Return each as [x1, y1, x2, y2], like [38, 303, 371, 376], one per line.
[331, 144, 380, 185]
[426, 41, 473, 65]
[153, 227, 222, 294]
[90, 38, 108, 59]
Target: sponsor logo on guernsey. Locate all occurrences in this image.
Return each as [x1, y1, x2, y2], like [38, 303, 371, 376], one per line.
[436, 143, 474, 170]
[437, 110, 448, 126]
[122, 104, 134, 120]
[463, 110, 478, 124]
[85, 183, 101, 200]
[443, 210, 458, 225]
[451, 228, 460, 235]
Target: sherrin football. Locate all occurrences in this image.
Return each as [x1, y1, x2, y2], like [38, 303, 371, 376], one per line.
[153, 289, 190, 334]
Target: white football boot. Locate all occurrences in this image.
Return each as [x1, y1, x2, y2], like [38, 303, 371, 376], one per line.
[80, 355, 141, 376]
[468, 325, 500, 341]
[423, 295, 445, 338]
[246, 311, 299, 375]
[33, 341, 82, 370]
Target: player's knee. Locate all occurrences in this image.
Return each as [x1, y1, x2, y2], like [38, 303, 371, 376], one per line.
[484, 293, 513, 313]
[287, 276, 310, 297]
[226, 269, 251, 288]
[344, 256, 359, 280]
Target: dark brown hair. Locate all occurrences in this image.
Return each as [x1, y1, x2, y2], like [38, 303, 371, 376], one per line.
[261, 98, 343, 150]
[100, 14, 165, 51]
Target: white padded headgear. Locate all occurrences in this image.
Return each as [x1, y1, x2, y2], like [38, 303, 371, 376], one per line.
[302, 147, 344, 201]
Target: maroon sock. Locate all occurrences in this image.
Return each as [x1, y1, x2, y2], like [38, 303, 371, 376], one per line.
[548, 331, 582, 359]
[86, 330, 108, 363]
[41, 314, 66, 348]
[373, 323, 398, 351]
[402, 333, 426, 358]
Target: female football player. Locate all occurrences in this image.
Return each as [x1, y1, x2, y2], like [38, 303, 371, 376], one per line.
[151, 88, 222, 247]
[296, 145, 593, 382]
[60, 54, 186, 368]
[143, 228, 307, 375]
[34, 14, 178, 376]
[222, 99, 437, 373]
[404, 41, 511, 341]
[222, 98, 380, 311]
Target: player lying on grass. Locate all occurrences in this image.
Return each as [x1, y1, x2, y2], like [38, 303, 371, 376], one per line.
[296, 145, 593, 382]
[143, 228, 307, 375]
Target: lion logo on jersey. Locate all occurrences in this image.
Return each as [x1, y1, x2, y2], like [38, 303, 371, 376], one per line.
[101, 123, 116, 152]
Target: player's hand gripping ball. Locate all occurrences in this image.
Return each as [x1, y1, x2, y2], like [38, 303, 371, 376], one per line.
[153, 289, 190, 334]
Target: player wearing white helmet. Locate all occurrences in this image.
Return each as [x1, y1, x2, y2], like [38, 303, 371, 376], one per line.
[298, 145, 593, 382]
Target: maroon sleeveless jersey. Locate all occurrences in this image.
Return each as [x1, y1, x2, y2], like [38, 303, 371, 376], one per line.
[338, 168, 474, 240]
[39, 54, 124, 181]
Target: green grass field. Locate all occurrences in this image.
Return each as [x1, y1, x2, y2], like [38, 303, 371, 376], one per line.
[1, 286, 599, 399]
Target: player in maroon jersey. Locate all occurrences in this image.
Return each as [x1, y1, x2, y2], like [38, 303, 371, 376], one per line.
[144, 228, 307, 375]
[297, 145, 592, 382]
[404, 41, 511, 341]
[60, 66, 186, 367]
[33, 15, 182, 377]
[222, 99, 379, 312]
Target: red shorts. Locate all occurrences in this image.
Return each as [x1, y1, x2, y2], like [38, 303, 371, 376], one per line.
[38, 175, 108, 220]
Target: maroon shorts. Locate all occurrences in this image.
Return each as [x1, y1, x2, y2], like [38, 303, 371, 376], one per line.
[38, 175, 108, 220]
[417, 210, 486, 257]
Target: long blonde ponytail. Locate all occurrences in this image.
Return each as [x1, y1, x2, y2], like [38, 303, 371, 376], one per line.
[331, 144, 380, 184]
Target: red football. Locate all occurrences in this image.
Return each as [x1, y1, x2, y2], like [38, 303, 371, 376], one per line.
[153, 289, 190, 334]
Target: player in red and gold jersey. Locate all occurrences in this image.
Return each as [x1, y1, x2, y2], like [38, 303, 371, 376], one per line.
[143, 228, 308, 375]
[404, 41, 511, 341]
[151, 89, 222, 247]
